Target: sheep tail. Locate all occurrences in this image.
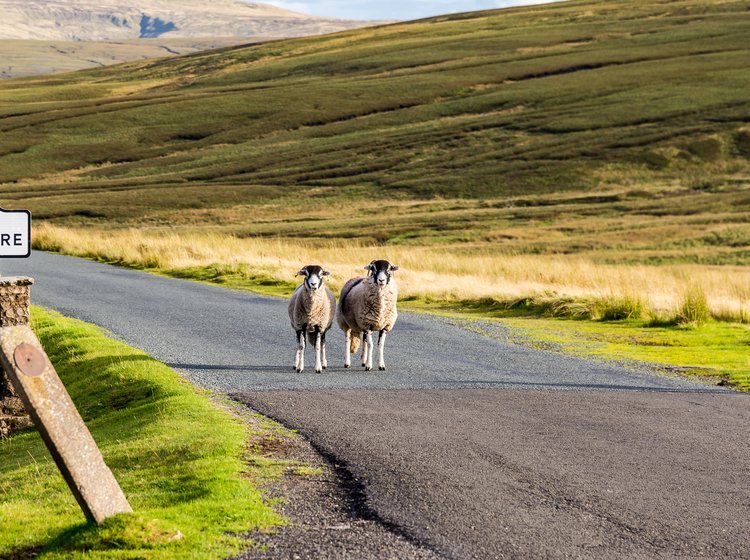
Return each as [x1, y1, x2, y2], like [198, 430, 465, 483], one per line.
[350, 332, 361, 353]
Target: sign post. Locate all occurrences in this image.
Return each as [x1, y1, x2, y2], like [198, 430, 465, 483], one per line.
[0, 209, 32, 435]
[0, 210, 132, 524]
[0, 208, 31, 259]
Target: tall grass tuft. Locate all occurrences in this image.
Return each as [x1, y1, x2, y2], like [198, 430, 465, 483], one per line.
[595, 294, 646, 321]
[711, 308, 750, 324]
[549, 297, 596, 320]
[677, 285, 710, 327]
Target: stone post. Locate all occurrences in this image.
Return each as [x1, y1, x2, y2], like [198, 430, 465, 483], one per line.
[0, 277, 33, 437]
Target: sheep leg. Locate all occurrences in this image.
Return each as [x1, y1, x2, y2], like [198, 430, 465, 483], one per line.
[294, 330, 303, 371]
[377, 330, 387, 371]
[361, 333, 367, 367]
[344, 329, 351, 368]
[321, 332, 328, 370]
[365, 330, 374, 371]
[297, 327, 306, 373]
[314, 328, 323, 374]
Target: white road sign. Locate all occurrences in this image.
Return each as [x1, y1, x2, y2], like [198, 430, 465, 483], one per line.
[0, 209, 31, 258]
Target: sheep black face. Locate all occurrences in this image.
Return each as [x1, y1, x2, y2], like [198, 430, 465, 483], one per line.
[297, 265, 330, 291]
[364, 260, 399, 288]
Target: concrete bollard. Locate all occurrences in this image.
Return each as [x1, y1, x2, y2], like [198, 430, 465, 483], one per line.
[0, 277, 132, 524]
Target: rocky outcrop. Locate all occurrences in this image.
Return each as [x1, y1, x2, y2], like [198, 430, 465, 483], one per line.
[0, 0, 374, 41]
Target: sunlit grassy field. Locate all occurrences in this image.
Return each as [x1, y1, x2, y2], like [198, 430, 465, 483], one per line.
[34, 223, 750, 324]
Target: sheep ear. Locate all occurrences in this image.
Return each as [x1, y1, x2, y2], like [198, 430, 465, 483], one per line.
[296, 268, 308, 277]
[389, 265, 399, 272]
[322, 270, 330, 276]
[363, 265, 372, 271]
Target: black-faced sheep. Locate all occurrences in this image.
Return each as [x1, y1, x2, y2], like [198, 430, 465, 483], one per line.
[336, 259, 399, 371]
[288, 265, 336, 373]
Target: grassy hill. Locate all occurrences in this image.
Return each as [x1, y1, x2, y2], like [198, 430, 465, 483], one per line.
[0, 0, 747, 197]
[2, 0, 748, 383]
[1, 1, 749, 211]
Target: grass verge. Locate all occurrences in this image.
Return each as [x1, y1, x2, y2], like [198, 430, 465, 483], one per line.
[0, 306, 284, 559]
[503, 317, 750, 391]
[414, 300, 750, 390]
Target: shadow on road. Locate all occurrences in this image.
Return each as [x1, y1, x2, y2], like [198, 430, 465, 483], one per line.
[166, 363, 291, 372]
[434, 379, 730, 393]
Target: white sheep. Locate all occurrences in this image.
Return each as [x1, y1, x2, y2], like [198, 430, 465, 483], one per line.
[336, 259, 399, 371]
[288, 265, 336, 373]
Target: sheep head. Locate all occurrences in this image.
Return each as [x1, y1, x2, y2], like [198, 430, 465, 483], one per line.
[296, 265, 330, 291]
[364, 260, 399, 288]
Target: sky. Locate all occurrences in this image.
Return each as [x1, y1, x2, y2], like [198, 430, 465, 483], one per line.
[257, 0, 562, 21]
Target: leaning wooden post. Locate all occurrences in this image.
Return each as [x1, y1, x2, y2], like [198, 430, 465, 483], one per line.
[0, 277, 132, 524]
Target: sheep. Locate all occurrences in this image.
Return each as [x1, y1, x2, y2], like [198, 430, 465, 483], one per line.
[288, 265, 336, 373]
[336, 259, 399, 371]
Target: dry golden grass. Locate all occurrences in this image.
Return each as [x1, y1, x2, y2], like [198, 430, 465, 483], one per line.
[34, 223, 750, 322]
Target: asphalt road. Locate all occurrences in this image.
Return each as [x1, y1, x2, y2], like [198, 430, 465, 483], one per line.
[7, 252, 750, 558]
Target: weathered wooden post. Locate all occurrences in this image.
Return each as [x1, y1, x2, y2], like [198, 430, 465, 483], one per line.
[0, 274, 132, 522]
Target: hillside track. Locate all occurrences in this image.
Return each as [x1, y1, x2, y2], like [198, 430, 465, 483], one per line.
[7, 252, 749, 558]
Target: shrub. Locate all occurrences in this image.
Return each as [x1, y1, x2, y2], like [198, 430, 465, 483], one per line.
[733, 130, 750, 158]
[676, 285, 710, 327]
[685, 137, 723, 162]
[632, 150, 670, 170]
[549, 298, 596, 319]
[595, 294, 645, 321]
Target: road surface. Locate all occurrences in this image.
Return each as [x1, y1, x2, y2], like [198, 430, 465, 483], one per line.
[7, 252, 749, 558]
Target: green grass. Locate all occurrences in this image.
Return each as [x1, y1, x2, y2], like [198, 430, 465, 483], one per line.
[408, 300, 750, 390]
[502, 317, 750, 391]
[0, 307, 285, 559]
[163, 264, 299, 298]
[0, 0, 749, 264]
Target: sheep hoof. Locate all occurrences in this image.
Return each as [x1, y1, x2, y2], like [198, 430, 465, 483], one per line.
[379, 366, 386, 371]
[315, 368, 322, 374]
[296, 368, 303, 373]
[322, 365, 327, 370]
[365, 366, 372, 371]
[344, 364, 350, 368]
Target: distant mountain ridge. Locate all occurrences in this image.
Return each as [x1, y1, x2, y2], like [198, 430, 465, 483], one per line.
[0, 0, 372, 41]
